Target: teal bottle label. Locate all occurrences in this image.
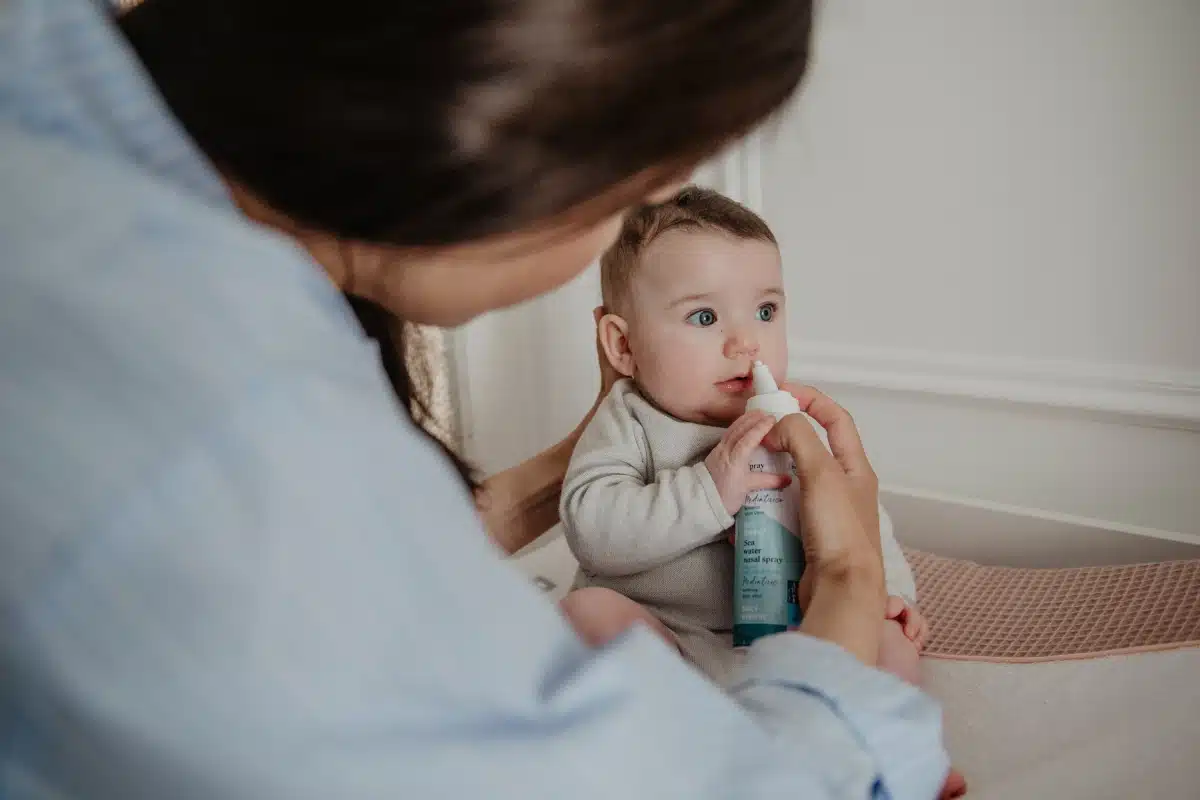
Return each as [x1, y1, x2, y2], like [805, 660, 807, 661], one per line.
[732, 453, 804, 647]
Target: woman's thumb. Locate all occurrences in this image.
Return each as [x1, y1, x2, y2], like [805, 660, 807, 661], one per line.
[764, 415, 837, 482]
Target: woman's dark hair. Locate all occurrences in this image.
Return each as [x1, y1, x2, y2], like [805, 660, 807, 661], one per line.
[345, 296, 476, 488]
[118, 0, 814, 487]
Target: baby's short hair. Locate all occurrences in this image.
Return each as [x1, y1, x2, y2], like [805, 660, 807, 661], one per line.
[600, 186, 777, 313]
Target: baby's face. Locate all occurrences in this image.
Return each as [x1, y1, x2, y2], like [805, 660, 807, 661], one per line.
[625, 228, 788, 426]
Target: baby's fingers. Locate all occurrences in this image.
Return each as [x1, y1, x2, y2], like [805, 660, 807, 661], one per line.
[746, 472, 791, 493]
[729, 415, 777, 466]
[900, 606, 927, 644]
[722, 410, 770, 447]
[915, 617, 931, 650]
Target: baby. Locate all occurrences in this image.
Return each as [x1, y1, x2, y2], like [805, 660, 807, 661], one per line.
[559, 186, 927, 685]
[559, 186, 964, 798]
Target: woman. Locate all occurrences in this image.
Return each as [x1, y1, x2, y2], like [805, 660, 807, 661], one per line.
[0, 0, 949, 797]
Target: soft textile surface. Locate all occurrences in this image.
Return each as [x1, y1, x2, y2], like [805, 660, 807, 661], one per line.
[911, 550, 1200, 799]
[909, 549, 1200, 661]
[513, 537, 1200, 798]
[924, 649, 1199, 799]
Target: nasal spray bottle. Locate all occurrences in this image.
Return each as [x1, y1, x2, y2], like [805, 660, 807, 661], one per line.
[732, 361, 806, 647]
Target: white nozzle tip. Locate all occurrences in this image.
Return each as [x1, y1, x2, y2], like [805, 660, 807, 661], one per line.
[750, 361, 779, 395]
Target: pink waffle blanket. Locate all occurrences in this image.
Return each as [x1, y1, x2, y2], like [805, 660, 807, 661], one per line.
[910, 549, 1200, 661]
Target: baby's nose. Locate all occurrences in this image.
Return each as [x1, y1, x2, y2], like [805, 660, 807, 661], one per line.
[723, 332, 760, 359]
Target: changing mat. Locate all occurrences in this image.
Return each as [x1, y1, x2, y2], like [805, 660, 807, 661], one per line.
[909, 550, 1200, 799]
[512, 537, 1200, 797]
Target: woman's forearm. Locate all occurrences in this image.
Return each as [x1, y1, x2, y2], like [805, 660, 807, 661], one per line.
[799, 554, 886, 665]
[477, 400, 600, 555]
[477, 438, 573, 555]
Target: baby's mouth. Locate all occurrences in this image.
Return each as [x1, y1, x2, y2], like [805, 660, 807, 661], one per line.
[714, 373, 753, 394]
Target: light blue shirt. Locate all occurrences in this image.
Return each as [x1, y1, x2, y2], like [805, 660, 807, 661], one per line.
[0, 0, 949, 797]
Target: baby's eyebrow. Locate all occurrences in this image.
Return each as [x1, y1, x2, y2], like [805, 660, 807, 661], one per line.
[760, 286, 786, 298]
[668, 292, 714, 309]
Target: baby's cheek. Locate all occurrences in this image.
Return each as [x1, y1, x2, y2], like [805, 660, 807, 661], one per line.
[643, 348, 698, 389]
[633, 357, 683, 402]
[763, 345, 789, 383]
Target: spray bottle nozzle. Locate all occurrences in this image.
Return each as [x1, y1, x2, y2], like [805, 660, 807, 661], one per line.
[751, 361, 779, 396]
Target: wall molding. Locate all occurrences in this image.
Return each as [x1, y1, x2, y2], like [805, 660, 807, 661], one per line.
[709, 132, 765, 212]
[791, 339, 1200, 431]
[721, 126, 1200, 429]
[885, 483, 1200, 547]
[881, 484, 1200, 566]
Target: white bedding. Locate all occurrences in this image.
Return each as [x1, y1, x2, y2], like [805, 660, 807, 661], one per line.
[511, 532, 1200, 798]
[925, 648, 1200, 799]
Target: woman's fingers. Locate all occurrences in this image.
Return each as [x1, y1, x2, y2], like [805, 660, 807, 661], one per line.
[773, 419, 861, 563]
[779, 381, 821, 408]
[762, 408, 883, 582]
[780, 382, 874, 480]
[774, 384, 881, 548]
[762, 413, 838, 481]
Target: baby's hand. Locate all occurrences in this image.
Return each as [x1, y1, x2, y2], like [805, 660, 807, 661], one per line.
[704, 411, 792, 516]
[885, 595, 930, 651]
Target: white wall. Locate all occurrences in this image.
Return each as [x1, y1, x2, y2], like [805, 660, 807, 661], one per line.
[457, 0, 1200, 563]
[454, 268, 604, 476]
[760, 0, 1200, 551]
[778, 0, 1200, 369]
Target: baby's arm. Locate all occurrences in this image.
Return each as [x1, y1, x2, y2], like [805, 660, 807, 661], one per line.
[560, 386, 733, 577]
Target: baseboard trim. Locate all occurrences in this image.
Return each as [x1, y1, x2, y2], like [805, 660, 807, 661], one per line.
[885, 484, 1200, 547]
[882, 484, 1200, 567]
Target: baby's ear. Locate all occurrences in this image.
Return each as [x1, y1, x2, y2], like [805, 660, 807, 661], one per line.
[598, 313, 636, 378]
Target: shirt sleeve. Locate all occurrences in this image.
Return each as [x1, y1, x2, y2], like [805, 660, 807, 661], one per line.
[560, 384, 734, 576]
[9, 380, 948, 800]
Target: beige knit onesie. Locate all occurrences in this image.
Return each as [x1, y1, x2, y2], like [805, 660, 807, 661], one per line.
[560, 379, 915, 685]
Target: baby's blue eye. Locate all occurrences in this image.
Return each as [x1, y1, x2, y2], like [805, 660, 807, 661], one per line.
[686, 309, 718, 327]
[757, 303, 777, 322]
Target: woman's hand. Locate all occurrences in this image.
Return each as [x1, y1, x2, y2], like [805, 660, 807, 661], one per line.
[770, 384, 882, 568]
[763, 385, 886, 665]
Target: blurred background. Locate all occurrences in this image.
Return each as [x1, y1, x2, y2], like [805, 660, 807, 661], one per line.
[452, 0, 1200, 569]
